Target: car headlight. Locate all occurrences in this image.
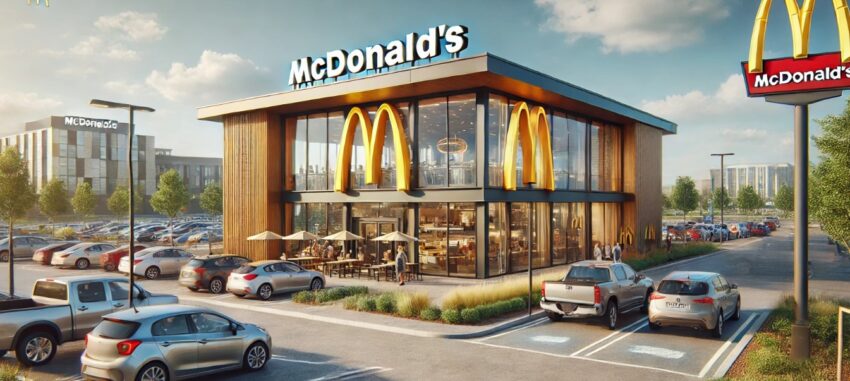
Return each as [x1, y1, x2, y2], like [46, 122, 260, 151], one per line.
[255, 324, 267, 333]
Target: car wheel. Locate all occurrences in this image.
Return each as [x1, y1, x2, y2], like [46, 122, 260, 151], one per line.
[209, 277, 225, 294]
[712, 310, 724, 338]
[75, 258, 90, 270]
[309, 278, 323, 291]
[15, 330, 56, 367]
[145, 266, 160, 280]
[648, 321, 661, 330]
[104, 262, 116, 272]
[547, 312, 562, 322]
[258, 283, 273, 300]
[0, 251, 8, 262]
[136, 361, 169, 381]
[243, 341, 269, 371]
[640, 291, 651, 313]
[606, 300, 618, 330]
[732, 298, 741, 321]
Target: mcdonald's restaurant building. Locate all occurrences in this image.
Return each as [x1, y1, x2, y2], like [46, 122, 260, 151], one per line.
[198, 53, 676, 279]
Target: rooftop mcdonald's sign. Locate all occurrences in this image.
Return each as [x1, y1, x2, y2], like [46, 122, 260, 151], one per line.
[742, 0, 850, 96]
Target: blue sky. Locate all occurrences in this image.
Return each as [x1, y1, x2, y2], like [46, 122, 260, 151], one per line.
[1, 0, 847, 185]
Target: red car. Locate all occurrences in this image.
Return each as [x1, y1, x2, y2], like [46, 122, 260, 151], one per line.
[750, 224, 769, 236]
[32, 241, 78, 265]
[684, 228, 702, 241]
[100, 244, 148, 271]
[763, 221, 777, 231]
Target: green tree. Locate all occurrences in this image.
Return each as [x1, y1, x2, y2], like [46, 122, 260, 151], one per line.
[774, 185, 794, 218]
[71, 182, 97, 220]
[107, 186, 142, 216]
[150, 169, 191, 246]
[0, 147, 38, 296]
[812, 100, 850, 248]
[737, 185, 763, 219]
[698, 190, 712, 215]
[670, 176, 699, 223]
[662, 193, 672, 211]
[712, 187, 732, 212]
[199, 183, 222, 253]
[38, 178, 70, 230]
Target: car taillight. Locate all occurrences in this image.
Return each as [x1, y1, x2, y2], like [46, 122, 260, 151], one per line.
[593, 285, 601, 305]
[133, 259, 143, 265]
[194, 267, 205, 275]
[541, 282, 546, 298]
[243, 273, 258, 280]
[649, 292, 665, 300]
[116, 339, 141, 355]
[693, 297, 714, 304]
[84, 334, 89, 347]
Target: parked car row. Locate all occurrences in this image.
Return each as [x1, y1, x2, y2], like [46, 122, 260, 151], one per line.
[662, 218, 781, 243]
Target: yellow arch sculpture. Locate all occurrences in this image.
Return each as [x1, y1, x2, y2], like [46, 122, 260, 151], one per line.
[503, 102, 555, 191]
[333, 103, 411, 192]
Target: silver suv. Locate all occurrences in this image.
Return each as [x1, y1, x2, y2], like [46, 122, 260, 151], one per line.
[81, 305, 271, 380]
[648, 271, 741, 337]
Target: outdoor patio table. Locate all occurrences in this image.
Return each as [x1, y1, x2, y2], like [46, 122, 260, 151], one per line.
[324, 259, 359, 277]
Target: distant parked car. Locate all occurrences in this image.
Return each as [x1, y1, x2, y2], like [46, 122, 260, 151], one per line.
[51, 243, 116, 269]
[763, 221, 777, 231]
[227, 260, 325, 300]
[751, 224, 769, 237]
[0, 236, 51, 262]
[764, 216, 781, 228]
[80, 305, 271, 381]
[118, 246, 194, 279]
[648, 271, 741, 337]
[100, 244, 149, 272]
[32, 241, 79, 265]
[179, 254, 250, 294]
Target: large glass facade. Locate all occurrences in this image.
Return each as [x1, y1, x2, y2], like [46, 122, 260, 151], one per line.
[294, 117, 307, 191]
[418, 203, 447, 275]
[590, 122, 622, 192]
[591, 203, 621, 252]
[307, 113, 328, 190]
[509, 203, 550, 272]
[448, 203, 476, 277]
[447, 94, 476, 187]
[487, 95, 509, 187]
[418, 202, 476, 277]
[487, 202, 508, 277]
[418, 98, 448, 188]
[553, 203, 586, 265]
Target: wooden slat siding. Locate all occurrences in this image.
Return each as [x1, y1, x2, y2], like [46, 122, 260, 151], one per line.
[223, 111, 282, 261]
[623, 123, 663, 255]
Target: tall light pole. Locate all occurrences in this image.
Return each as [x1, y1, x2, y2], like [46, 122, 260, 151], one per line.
[90, 99, 154, 308]
[711, 153, 734, 242]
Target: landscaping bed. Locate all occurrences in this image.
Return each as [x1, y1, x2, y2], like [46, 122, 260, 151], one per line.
[625, 242, 718, 271]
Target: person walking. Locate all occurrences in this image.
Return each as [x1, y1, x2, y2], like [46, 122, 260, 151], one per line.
[665, 234, 673, 253]
[593, 243, 603, 261]
[604, 244, 612, 260]
[612, 242, 622, 263]
[395, 244, 408, 286]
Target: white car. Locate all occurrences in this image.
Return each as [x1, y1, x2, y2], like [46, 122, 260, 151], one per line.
[118, 246, 194, 279]
[51, 242, 116, 269]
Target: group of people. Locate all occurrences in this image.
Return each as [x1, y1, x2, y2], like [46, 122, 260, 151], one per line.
[306, 240, 410, 286]
[592, 242, 623, 263]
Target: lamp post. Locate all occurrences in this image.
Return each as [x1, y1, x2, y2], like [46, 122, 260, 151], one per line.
[90, 99, 154, 308]
[711, 153, 734, 242]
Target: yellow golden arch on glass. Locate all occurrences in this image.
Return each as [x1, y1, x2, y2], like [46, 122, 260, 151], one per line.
[749, 0, 850, 73]
[502, 102, 555, 191]
[334, 103, 411, 192]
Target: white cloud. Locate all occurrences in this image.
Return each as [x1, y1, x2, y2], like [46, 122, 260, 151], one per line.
[38, 48, 65, 57]
[0, 92, 63, 135]
[105, 44, 138, 61]
[95, 11, 167, 42]
[641, 74, 773, 123]
[146, 50, 273, 102]
[535, 0, 729, 53]
[721, 128, 767, 139]
[104, 80, 145, 95]
[71, 36, 104, 57]
[56, 66, 97, 78]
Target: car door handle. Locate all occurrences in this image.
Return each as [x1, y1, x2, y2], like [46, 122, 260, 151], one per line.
[113, 303, 124, 308]
[199, 339, 208, 345]
[78, 306, 88, 311]
[160, 341, 171, 347]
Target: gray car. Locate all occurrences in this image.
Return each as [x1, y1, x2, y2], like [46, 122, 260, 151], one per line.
[81, 305, 271, 381]
[648, 271, 741, 337]
[227, 260, 325, 300]
[0, 236, 51, 262]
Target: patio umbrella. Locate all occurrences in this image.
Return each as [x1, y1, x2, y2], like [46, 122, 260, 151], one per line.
[322, 230, 364, 260]
[246, 230, 284, 240]
[281, 230, 321, 258]
[372, 231, 419, 242]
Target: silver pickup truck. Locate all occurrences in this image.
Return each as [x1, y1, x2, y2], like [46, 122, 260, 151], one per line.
[540, 260, 654, 329]
[0, 275, 177, 366]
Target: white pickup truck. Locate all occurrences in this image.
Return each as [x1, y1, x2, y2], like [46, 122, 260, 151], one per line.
[0, 275, 177, 366]
[540, 261, 654, 329]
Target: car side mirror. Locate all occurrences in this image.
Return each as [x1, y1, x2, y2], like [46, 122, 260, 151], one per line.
[137, 291, 147, 300]
[731, 284, 738, 289]
[230, 323, 238, 336]
[635, 274, 645, 281]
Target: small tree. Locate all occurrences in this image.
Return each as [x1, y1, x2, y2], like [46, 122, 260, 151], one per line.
[662, 193, 672, 211]
[712, 187, 732, 213]
[812, 100, 850, 249]
[150, 169, 191, 246]
[107, 186, 142, 216]
[774, 185, 794, 218]
[39, 178, 70, 231]
[737, 185, 763, 219]
[199, 182, 222, 253]
[698, 190, 712, 215]
[0, 147, 38, 296]
[670, 176, 699, 223]
[71, 182, 97, 221]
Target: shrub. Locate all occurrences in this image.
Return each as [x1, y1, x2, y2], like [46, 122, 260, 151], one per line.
[441, 309, 462, 324]
[342, 295, 361, 310]
[396, 292, 431, 318]
[292, 291, 315, 304]
[442, 270, 562, 311]
[295, 286, 368, 304]
[460, 308, 482, 324]
[54, 226, 76, 240]
[356, 295, 377, 312]
[420, 306, 442, 321]
[0, 363, 24, 381]
[376, 293, 397, 313]
[747, 346, 807, 375]
[624, 242, 718, 271]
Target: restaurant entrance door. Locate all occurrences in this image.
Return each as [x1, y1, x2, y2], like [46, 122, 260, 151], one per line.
[356, 218, 397, 265]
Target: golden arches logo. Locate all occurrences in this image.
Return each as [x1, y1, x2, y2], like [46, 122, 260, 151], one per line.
[334, 103, 411, 192]
[620, 227, 634, 247]
[502, 102, 555, 191]
[749, 0, 850, 73]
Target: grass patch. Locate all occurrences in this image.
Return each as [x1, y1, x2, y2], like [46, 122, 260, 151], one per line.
[441, 270, 561, 311]
[0, 363, 25, 381]
[726, 295, 850, 381]
[624, 242, 718, 271]
[292, 286, 368, 305]
[396, 292, 430, 318]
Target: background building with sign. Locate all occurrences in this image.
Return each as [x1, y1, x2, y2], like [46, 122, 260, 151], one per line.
[199, 53, 676, 278]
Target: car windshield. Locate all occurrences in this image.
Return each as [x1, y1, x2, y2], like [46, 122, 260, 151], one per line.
[566, 266, 611, 282]
[658, 280, 709, 295]
[233, 265, 256, 274]
[92, 318, 140, 339]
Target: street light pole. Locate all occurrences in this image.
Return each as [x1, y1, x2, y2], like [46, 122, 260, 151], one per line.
[90, 99, 154, 309]
[711, 153, 734, 242]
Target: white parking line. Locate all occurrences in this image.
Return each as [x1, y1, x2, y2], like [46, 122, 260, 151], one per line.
[697, 312, 760, 378]
[583, 320, 647, 357]
[271, 355, 330, 365]
[308, 366, 391, 380]
[712, 312, 769, 378]
[479, 317, 547, 341]
[570, 317, 647, 357]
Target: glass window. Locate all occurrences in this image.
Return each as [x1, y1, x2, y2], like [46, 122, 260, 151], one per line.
[108, 281, 139, 302]
[552, 113, 569, 189]
[567, 203, 586, 263]
[77, 282, 106, 303]
[33, 281, 67, 300]
[307, 203, 328, 237]
[152, 315, 191, 336]
[623, 265, 636, 280]
[294, 116, 307, 191]
[488, 95, 508, 187]
[448, 94, 476, 187]
[613, 266, 627, 281]
[591, 203, 621, 254]
[418, 97, 448, 188]
[590, 122, 621, 192]
[92, 319, 139, 339]
[307, 113, 328, 190]
[419, 203, 447, 275]
[509, 203, 529, 273]
[552, 203, 568, 265]
[510, 203, 550, 272]
[567, 116, 587, 190]
[374, 103, 409, 189]
[190, 313, 232, 334]
[327, 111, 344, 190]
[487, 202, 508, 277]
[448, 203, 476, 277]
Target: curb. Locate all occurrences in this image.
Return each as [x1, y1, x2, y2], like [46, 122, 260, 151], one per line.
[438, 311, 547, 339]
